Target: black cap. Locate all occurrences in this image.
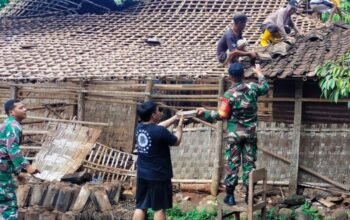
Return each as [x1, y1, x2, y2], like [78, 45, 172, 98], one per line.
[288, 0, 298, 8]
[228, 63, 244, 78]
[232, 12, 248, 23]
[266, 24, 279, 33]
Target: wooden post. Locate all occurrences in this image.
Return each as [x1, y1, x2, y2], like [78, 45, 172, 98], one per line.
[144, 80, 154, 101]
[289, 80, 303, 194]
[10, 85, 17, 99]
[211, 77, 225, 196]
[77, 80, 86, 121]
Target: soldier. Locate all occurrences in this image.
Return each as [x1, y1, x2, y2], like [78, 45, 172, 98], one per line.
[197, 63, 269, 205]
[0, 100, 39, 220]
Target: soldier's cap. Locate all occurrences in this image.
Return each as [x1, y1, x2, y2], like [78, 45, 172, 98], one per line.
[228, 63, 244, 78]
[232, 12, 248, 23]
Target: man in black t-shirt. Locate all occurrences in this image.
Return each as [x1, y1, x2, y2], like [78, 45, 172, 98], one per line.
[217, 13, 257, 66]
[133, 101, 184, 220]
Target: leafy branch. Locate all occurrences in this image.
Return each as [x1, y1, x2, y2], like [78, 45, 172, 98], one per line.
[316, 51, 350, 107]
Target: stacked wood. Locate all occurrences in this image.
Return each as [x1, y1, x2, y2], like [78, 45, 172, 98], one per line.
[16, 181, 129, 220]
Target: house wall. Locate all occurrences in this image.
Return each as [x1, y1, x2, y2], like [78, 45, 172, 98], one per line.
[273, 79, 350, 123]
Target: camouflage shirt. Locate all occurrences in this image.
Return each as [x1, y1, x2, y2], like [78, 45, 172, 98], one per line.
[0, 116, 29, 175]
[204, 76, 269, 134]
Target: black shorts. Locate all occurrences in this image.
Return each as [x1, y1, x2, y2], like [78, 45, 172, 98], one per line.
[135, 178, 172, 211]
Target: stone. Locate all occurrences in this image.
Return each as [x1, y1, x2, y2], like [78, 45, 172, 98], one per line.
[17, 184, 32, 208]
[175, 193, 183, 202]
[295, 206, 311, 220]
[70, 185, 91, 212]
[240, 212, 248, 220]
[278, 208, 293, 220]
[122, 190, 134, 200]
[199, 195, 216, 205]
[284, 194, 306, 206]
[176, 200, 196, 213]
[332, 210, 349, 220]
[196, 203, 216, 215]
[90, 188, 113, 212]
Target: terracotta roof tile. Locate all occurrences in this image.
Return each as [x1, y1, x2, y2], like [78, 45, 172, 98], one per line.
[244, 24, 350, 79]
[0, 0, 323, 82]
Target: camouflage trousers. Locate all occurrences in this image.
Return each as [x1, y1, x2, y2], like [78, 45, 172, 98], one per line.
[0, 173, 17, 220]
[224, 132, 257, 188]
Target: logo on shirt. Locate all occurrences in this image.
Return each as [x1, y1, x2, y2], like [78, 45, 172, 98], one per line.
[232, 43, 237, 48]
[136, 129, 151, 154]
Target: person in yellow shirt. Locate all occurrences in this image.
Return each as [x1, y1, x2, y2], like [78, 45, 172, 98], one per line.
[259, 24, 282, 47]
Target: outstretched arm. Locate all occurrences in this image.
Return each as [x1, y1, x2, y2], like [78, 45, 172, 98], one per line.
[252, 64, 269, 96]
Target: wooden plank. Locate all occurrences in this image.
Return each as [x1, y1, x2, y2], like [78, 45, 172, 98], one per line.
[289, 80, 303, 194]
[211, 77, 224, 196]
[10, 85, 17, 99]
[77, 80, 85, 121]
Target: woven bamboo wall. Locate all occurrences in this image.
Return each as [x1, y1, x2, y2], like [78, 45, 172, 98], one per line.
[257, 122, 350, 185]
[171, 125, 217, 180]
[84, 100, 137, 152]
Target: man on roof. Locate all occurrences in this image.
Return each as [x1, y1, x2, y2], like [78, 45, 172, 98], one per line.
[216, 13, 257, 66]
[261, 0, 303, 39]
[310, 0, 343, 24]
[259, 24, 283, 47]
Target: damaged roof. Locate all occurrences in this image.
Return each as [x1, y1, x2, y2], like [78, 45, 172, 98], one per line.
[0, 0, 323, 82]
[243, 23, 350, 79]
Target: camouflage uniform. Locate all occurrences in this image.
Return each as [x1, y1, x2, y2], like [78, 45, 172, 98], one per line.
[0, 116, 29, 220]
[204, 76, 269, 188]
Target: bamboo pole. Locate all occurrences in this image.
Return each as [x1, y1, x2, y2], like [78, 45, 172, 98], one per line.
[211, 77, 224, 196]
[0, 115, 111, 126]
[157, 102, 217, 129]
[144, 80, 154, 102]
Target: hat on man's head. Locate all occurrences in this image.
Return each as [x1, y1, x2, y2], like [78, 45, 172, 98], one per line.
[288, 0, 298, 9]
[232, 12, 248, 23]
[228, 63, 244, 78]
[266, 24, 279, 33]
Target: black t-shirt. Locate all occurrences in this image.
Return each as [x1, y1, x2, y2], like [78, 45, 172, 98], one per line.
[135, 123, 178, 181]
[216, 29, 243, 63]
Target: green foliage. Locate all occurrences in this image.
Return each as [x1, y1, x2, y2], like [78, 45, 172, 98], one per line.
[147, 207, 218, 220]
[316, 51, 350, 107]
[321, 0, 350, 24]
[301, 202, 322, 220]
[0, 0, 9, 9]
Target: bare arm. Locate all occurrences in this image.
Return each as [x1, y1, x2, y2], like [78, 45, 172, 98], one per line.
[226, 49, 256, 64]
[158, 115, 178, 128]
[173, 115, 184, 146]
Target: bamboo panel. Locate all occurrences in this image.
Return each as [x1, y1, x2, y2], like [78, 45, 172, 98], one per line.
[171, 124, 217, 180]
[83, 142, 136, 183]
[33, 123, 102, 181]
